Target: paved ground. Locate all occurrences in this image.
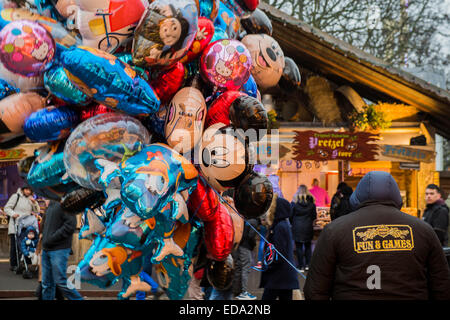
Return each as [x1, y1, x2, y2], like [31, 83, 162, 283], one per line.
[0, 261, 306, 300]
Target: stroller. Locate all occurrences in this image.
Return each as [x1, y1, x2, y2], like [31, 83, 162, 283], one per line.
[14, 215, 39, 279]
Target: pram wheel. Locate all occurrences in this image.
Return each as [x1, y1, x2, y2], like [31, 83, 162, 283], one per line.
[23, 271, 33, 279]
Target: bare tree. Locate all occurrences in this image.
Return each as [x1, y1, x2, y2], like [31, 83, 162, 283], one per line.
[266, 0, 449, 88]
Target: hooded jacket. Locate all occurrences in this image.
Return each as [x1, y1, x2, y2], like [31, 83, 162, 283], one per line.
[423, 199, 449, 247]
[304, 171, 450, 300]
[4, 188, 40, 235]
[260, 195, 299, 290]
[330, 183, 353, 221]
[290, 195, 316, 242]
[20, 226, 38, 257]
[41, 201, 77, 251]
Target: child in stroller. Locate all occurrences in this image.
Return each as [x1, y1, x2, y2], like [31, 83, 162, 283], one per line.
[15, 215, 39, 278]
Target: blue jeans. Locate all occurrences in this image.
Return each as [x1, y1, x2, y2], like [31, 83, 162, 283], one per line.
[257, 226, 267, 262]
[41, 248, 83, 300]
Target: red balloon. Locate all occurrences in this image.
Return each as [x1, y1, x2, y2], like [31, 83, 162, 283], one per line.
[205, 91, 246, 129]
[204, 202, 234, 261]
[242, 0, 259, 11]
[80, 104, 113, 121]
[150, 62, 185, 104]
[187, 178, 219, 222]
[180, 17, 215, 65]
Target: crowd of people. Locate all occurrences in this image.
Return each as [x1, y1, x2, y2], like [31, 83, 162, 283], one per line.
[1, 170, 450, 300]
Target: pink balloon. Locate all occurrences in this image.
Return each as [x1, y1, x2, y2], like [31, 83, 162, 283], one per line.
[200, 39, 252, 91]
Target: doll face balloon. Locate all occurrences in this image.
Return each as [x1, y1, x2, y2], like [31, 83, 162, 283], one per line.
[0, 20, 55, 77]
[241, 34, 285, 90]
[165, 87, 206, 155]
[132, 0, 198, 68]
[200, 39, 252, 91]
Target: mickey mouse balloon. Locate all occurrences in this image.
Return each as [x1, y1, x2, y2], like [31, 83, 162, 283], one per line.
[241, 34, 285, 91]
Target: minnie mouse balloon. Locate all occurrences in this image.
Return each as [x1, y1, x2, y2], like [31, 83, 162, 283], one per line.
[0, 20, 55, 77]
[200, 39, 251, 91]
[23, 105, 80, 142]
[132, 0, 198, 68]
[241, 34, 285, 90]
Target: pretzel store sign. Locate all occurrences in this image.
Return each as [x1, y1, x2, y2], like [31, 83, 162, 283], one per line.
[292, 130, 380, 162]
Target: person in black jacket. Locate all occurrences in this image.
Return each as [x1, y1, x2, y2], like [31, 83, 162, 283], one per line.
[40, 201, 83, 300]
[329, 182, 353, 221]
[304, 171, 450, 300]
[233, 218, 258, 300]
[423, 184, 449, 247]
[260, 194, 299, 300]
[290, 184, 316, 271]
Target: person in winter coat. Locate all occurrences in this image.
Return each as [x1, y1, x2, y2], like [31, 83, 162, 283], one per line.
[260, 193, 299, 300]
[4, 186, 40, 271]
[329, 182, 353, 221]
[422, 184, 449, 247]
[40, 200, 83, 300]
[304, 171, 450, 300]
[20, 226, 38, 262]
[290, 185, 316, 271]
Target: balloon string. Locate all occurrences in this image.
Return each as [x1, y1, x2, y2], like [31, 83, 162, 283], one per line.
[198, 176, 306, 279]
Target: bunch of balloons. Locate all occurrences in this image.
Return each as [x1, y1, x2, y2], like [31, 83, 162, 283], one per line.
[0, 0, 302, 299]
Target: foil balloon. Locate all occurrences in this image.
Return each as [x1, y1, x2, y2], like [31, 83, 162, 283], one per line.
[23, 105, 80, 142]
[0, 92, 46, 134]
[240, 8, 272, 35]
[164, 86, 206, 155]
[77, 236, 120, 289]
[57, 45, 160, 116]
[79, 104, 112, 121]
[229, 95, 268, 133]
[220, 0, 252, 17]
[224, 196, 244, 249]
[73, 0, 148, 52]
[203, 201, 234, 261]
[233, 171, 273, 219]
[60, 187, 106, 215]
[240, 74, 257, 98]
[0, 78, 18, 99]
[132, 0, 198, 68]
[209, 26, 227, 43]
[0, 7, 81, 47]
[156, 220, 201, 300]
[198, 0, 219, 20]
[149, 61, 185, 104]
[187, 177, 218, 222]
[63, 112, 151, 191]
[79, 206, 109, 240]
[17, 155, 36, 181]
[278, 56, 301, 93]
[214, 0, 240, 39]
[0, 133, 26, 149]
[0, 20, 55, 77]
[97, 143, 199, 219]
[198, 124, 253, 192]
[26, 140, 81, 200]
[141, 104, 168, 139]
[0, 62, 43, 92]
[200, 39, 251, 91]
[241, 34, 285, 90]
[44, 65, 91, 106]
[204, 90, 245, 129]
[114, 52, 148, 80]
[206, 254, 234, 290]
[179, 17, 214, 64]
